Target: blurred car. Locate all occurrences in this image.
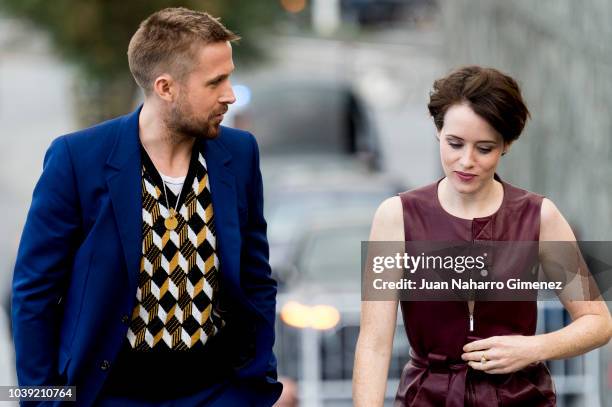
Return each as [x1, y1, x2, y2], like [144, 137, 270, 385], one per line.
[273, 214, 410, 406]
[225, 71, 407, 405]
[225, 77, 382, 170]
[261, 156, 407, 405]
[261, 155, 401, 290]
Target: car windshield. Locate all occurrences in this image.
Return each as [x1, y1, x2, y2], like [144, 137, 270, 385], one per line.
[266, 191, 382, 245]
[297, 223, 370, 285]
[241, 82, 366, 156]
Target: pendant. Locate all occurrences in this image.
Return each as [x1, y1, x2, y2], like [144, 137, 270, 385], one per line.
[165, 216, 178, 230]
[165, 208, 178, 230]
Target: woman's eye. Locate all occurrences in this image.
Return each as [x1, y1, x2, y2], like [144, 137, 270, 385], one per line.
[478, 147, 492, 154]
[448, 142, 462, 149]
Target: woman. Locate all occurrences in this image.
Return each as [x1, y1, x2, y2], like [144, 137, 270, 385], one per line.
[353, 66, 612, 406]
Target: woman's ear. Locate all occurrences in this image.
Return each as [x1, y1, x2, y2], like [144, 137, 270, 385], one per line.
[502, 140, 513, 156]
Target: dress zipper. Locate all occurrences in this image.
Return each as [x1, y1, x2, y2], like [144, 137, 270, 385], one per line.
[469, 311, 474, 331]
[468, 235, 477, 332]
[467, 251, 475, 332]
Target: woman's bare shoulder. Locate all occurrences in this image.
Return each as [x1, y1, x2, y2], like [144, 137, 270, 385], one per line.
[370, 196, 404, 241]
[540, 198, 576, 241]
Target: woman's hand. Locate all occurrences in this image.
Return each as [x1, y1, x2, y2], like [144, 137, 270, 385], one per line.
[461, 335, 543, 374]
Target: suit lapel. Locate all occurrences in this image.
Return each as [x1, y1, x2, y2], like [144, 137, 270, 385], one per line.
[105, 107, 143, 294]
[204, 133, 241, 290]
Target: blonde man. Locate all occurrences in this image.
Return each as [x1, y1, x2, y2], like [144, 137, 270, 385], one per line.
[13, 8, 282, 406]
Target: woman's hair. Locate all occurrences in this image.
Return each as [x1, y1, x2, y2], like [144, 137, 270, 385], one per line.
[427, 66, 530, 143]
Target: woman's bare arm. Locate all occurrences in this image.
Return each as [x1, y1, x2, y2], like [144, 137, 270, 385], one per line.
[464, 198, 612, 373]
[353, 196, 404, 406]
[536, 198, 612, 360]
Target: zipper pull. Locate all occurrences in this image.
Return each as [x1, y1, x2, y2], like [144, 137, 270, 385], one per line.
[469, 313, 474, 331]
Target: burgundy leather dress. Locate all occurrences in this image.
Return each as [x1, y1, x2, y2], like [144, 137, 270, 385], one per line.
[395, 175, 556, 406]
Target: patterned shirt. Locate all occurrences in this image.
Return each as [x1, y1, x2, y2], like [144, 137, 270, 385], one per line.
[127, 142, 224, 350]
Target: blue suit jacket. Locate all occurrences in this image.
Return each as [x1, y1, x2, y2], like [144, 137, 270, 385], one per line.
[12, 107, 281, 406]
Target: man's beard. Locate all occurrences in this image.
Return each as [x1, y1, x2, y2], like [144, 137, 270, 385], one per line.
[166, 98, 222, 140]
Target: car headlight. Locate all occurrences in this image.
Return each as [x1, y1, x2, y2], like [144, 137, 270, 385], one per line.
[281, 301, 341, 330]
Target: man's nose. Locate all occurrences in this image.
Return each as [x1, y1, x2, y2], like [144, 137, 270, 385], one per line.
[220, 82, 236, 105]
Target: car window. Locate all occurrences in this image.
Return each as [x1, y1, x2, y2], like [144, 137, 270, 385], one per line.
[248, 85, 350, 154]
[297, 224, 370, 285]
[266, 191, 383, 243]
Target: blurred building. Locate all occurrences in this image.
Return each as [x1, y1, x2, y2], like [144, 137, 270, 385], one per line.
[441, 0, 612, 241]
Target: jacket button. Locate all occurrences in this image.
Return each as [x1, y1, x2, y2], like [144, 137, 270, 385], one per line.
[101, 360, 110, 371]
[121, 315, 129, 324]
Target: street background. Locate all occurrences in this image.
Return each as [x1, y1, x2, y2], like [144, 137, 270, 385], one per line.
[0, 0, 610, 406]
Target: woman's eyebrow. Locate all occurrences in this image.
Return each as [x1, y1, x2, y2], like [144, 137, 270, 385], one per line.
[445, 135, 498, 144]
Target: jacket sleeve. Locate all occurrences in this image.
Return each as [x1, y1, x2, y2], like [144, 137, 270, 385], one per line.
[12, 136, 81, 385]
[239, 133, 279, 379]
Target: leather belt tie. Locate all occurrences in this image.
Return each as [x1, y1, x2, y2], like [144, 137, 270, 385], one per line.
[405, 336, 554, 406]
[409, 349, 470, 407]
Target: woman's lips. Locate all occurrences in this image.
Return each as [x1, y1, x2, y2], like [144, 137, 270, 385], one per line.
[454, 171, 477, 182]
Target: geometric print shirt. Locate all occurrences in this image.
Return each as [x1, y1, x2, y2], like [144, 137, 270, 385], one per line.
[126, 142, 224, 351]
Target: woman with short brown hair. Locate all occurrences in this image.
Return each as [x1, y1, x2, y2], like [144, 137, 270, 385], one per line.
[353, 66, 612, 406]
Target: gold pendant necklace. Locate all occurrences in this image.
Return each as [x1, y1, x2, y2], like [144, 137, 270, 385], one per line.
[164, 209, 179, 230]
[162, 180, 182, 231]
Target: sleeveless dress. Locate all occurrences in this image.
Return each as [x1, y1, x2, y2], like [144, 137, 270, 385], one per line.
[395, 175, 556, 406]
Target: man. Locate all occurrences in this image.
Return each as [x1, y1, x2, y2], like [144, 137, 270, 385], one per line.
[12, 7, 281, 406]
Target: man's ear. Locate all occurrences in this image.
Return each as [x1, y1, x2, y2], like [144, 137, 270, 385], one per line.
[152, 74, 176, 102]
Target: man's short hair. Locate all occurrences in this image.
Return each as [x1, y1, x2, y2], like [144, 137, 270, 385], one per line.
[128, 7, 240, 94]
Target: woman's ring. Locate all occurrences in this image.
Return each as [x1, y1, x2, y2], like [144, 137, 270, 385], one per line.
[481, 353, 488, 364]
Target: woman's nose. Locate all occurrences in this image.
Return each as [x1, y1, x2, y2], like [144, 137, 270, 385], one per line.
[459, 147, 475, 168]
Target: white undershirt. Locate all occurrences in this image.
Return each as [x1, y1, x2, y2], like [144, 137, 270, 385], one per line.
[159, 172, 186, 196]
